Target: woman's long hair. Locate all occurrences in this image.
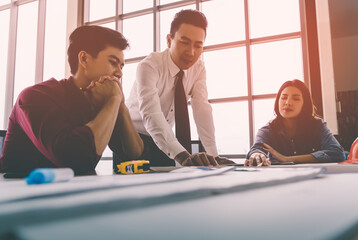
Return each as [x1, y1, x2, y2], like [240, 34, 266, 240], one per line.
[271, 79, 319, 133]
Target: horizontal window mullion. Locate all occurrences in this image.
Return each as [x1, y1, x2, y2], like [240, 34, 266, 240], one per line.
[124, 56, 146, 64]
[204, 40, 247, 52]
[188, 93, 277, 105]
[250, 31, 301, 45]
[0, 3, 11, 11]
[14, 0, 36, 6]
[158, 0, 196, 11]
[85, 16, 117, 26]
[121, 7, 154, 19]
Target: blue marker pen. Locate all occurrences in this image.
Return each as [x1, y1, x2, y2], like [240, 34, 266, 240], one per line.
[26, 168, 74, 185]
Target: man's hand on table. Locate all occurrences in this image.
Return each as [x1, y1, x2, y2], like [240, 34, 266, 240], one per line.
[174, 152, 236, 166]
[215, 156, 236, 165]
[174, 151, 218, 166]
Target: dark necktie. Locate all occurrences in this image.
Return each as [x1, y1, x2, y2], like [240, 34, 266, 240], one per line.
[175, 70, 192, 153]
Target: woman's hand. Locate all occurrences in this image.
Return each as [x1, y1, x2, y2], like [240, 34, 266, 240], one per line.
[263, 143, 289, 162]
[245, 152, 271, 167]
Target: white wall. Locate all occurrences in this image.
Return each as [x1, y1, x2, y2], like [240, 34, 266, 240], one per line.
[315, 0, 338, 134]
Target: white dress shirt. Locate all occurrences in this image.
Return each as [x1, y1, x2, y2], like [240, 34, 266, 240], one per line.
[126, 49, 218, 159]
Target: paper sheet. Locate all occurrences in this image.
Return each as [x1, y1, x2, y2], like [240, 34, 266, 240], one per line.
[0, 166, 235, 204]
[0, 167, 324, 235]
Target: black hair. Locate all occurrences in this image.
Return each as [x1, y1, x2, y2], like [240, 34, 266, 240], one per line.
[170, 9, 208, 38]
[271, 79, 320, 133]
[67, 25, 129, 75]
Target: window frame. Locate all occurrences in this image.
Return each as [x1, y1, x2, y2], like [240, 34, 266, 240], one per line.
[1, 0, 70, 129]
[0, 0, 323, 159]
[80, 0, 316, 158]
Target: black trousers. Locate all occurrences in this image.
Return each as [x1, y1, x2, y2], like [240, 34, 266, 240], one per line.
[113, 133, 175, 170]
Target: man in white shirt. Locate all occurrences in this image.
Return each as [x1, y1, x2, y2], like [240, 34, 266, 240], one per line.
[114, 9, 234, 167]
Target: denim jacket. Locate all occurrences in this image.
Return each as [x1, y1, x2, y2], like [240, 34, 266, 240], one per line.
[247, 118, 345, 162]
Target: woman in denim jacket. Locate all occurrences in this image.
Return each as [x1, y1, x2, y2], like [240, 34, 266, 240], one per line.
[246, 80, 345, 167]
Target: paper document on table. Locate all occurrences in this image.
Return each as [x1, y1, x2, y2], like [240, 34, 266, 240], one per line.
[0, 166, 235, 204]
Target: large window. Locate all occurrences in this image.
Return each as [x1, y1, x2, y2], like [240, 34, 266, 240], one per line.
[13, 1, 39, 104]
[0, 0, 67, 129]
[84, 0, 308, 158]
[0, 0, 310, 159]
[0, 8, 10, 129]
[43, 0, 68, 81]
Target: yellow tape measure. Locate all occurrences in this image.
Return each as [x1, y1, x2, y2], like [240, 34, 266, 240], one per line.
[117, 160, 150, 174]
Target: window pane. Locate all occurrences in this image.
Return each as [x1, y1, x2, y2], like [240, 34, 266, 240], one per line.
[0, 9, 9, 129]
[0, 0, 9, 6]
[123, 14, 153, 58]
[251, 38, 303, 95]
[43, 0, 67, 81]
[212, 102, 250, 154]
[249, 0, 301, 38]
[160, 0, 180, 5]
[160, 5, 195, 51]
[99, 22, 116, 30]
[123, 0, 152, 13]
[202, 0, 245, 45]
[253, 98, 275, 137]
[122, 62, 138, 99]
[204, 47, 247, 99]
[188, 105, 198, 141]
[89, 0, 116, 22]
[14, 2, 38, 104]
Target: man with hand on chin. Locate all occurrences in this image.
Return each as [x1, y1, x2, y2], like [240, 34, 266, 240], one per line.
[114, 10, 234, 167]
[0, 26, 144, 175]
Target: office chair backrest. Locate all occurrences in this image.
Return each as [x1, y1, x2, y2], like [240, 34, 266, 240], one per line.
[0, 130, 6, 156]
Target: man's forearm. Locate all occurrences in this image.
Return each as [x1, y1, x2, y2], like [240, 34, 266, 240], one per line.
[86, 96, 121, 155]
[116, 104, 144, 159]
